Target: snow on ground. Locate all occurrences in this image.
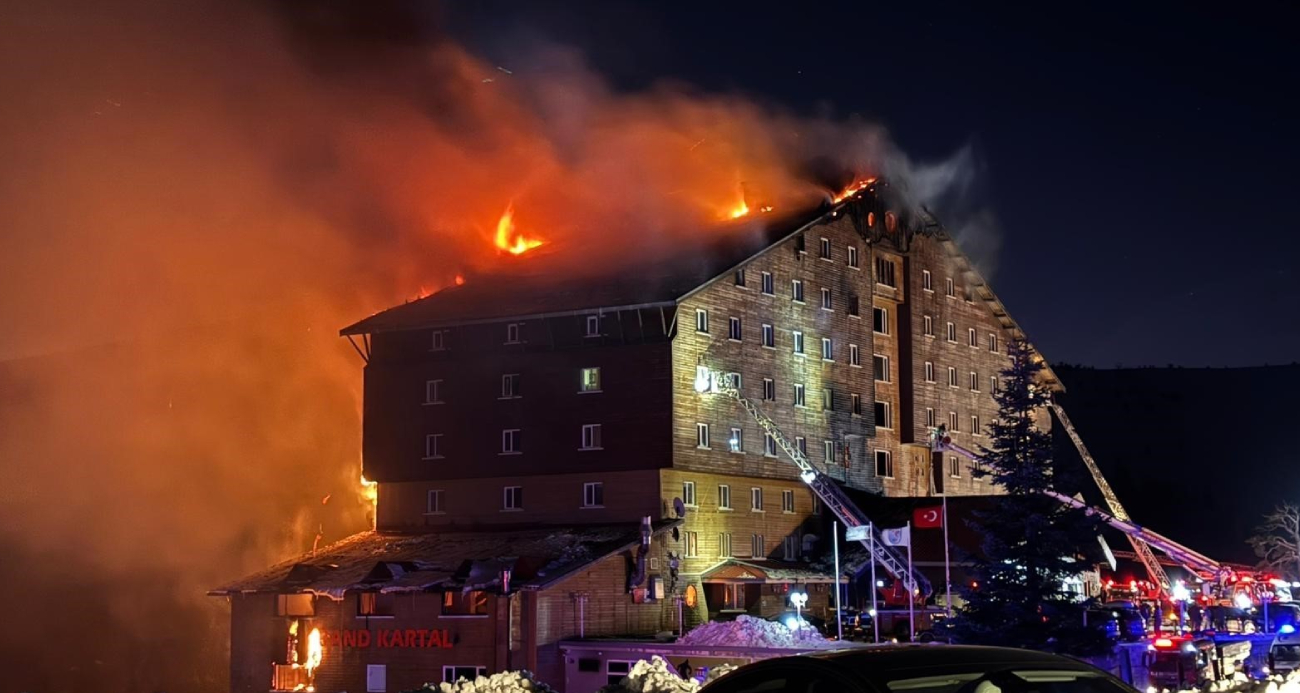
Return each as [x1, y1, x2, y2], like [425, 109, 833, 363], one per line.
[598, 656, 736, 693]
[675, 614, 842, 650]
[407, 669, 558, 693]
[1167, 670, 1300, 693]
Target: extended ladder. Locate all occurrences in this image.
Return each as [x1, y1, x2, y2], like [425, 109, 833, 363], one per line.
[708, 374, 933, 597]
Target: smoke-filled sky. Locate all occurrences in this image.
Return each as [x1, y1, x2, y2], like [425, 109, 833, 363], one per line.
[0, 0, 1296, 690]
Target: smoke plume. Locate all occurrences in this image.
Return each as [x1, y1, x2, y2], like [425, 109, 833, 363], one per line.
[0, 1, 981, 690]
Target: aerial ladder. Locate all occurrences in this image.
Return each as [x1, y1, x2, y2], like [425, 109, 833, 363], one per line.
[694, 368, 933, 599]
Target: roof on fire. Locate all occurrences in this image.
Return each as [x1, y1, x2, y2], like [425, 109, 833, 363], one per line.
[208, 520, 681, 599]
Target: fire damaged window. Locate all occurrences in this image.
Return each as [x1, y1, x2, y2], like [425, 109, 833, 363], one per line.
[923, 270, 933, 292]
[431, 329, 449, 351]
[794, 234, 806, 253]
[761, 323, 775, 348]
[695, 308, 709, 333]
[874, 401, 892, 429]
[444, 667, 488, 684]
[441, 591, 489, 617]
[728, 316, 742, 341]
[501, 429, 521, 454]
[585, 315, 600, 337]
[579, 367, 601, 393]
[582, 482, 604, 508]
[734, 268, 746, 287]
[875, 450, 894, 478]
[501, 486, 523, 511]
[358, 592, 396, 617]
[500, 373, 521, 399]
[819, 237, 831, 259]
[580, 424, 602, 450]
[424, 379, 443, 405]
[275, 594, 315, 617]
[885, 212, 898, 233]
[761, 271, 774, 295]
[873, 307, 889, 334]
[791, 279, 804, 303]
[847, 245, 859, 268]
[874, 256, 896, 287]
[852, 393, 862, 416]
[848, 294, 860, 316]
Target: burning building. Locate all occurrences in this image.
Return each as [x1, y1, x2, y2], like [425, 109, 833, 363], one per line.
[212, 183, 1058, 692]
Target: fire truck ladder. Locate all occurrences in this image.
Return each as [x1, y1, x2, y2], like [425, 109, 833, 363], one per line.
[701, 370, 932, 597]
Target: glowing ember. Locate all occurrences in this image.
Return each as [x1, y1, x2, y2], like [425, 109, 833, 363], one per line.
[832, 177, 878, 204]
[494, 204, 544, 255]
[454, 274, 465, 286]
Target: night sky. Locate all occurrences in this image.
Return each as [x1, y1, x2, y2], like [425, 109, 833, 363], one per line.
[446, 1, 1300, 368]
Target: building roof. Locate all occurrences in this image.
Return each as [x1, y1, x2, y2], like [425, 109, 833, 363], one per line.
[701, 559, 844, 584]
[209, 520, 680, 599]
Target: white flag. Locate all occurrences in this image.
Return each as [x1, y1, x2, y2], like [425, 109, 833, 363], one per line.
[881, 526, 911, 547]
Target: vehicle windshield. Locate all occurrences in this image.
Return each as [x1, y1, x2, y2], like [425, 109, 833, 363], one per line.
[1275, 645, 1300, 662]
[882, 669, 1132, 693]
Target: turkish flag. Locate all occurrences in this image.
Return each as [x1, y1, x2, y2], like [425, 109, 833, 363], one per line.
[913, 506, 943, 528]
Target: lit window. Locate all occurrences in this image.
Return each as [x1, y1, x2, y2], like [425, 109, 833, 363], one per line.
[875, 450, 894, 478]
[793, 384, 806, 407]
[926, 408, 936, 428]
[696, 423, 710, 449]
[424, 434, 444, 460]
[682, 480, 697, 506]
[988, 333, 999, 353]
[874, 256, 896, 287]
[949, 456, 962, 479]
[820, 287, 832, 310]
[924, 315, 934, 337]
[970, 371, 979, 391]
[506, 322, 522, 344]
[581, 424, 602, 450]
[750, 487, 763, 512]
[502, 486, 523, 510]
[782, 489, 795, 513]
[948, 411, 959, 432]
[924, 361, 935, 382]
[873, 307, 888, 334]
[761, 324, 775, 348]
[718, 484, 732, 510]
[968, 327, 977, 347]
[874, 401, 892, 429]
[580, 367, 601, 392]
[946, 322, 957, 342]
[729, 427, 743, 453]
[847, 246, 859, 268]
[431, 329, 449, 351]
[792, 331, 804, 354]
[762, 378, 775, 401]
[582, 482, 604, 508]
[734, 268, 746, 287]
[441, 591, 488, 616]
[948, 367, 958, 387]
[761, 271, 774, 295]
[501, 429, 521, 454]
[791, 279, 804, 302]
[851, 393, 862, 416]
[821, 337, 833, 360]
[922, 270, 933, 292]
[729, 316, 742, 341]
[426, 489, 444, 514]
[873, 354, 889, 382]
[764, 433, 777, 456]
[945, 277, 955, 297]
[850, 344, 861, 366]
[585, 315, 600, 337]
[819, 237, 831, 259]
[695, 308, 709, 333]
[500, 373, 521, 398]
[424, 379, 443, 405]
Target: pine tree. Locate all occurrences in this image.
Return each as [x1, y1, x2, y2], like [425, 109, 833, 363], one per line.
[948, 339, 1107, 654]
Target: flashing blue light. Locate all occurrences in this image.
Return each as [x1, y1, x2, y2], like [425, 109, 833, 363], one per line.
[1280, 624, 1296, 634]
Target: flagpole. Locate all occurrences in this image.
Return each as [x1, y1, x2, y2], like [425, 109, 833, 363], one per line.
[906, 520, 915, 641]
[869, 521, 879, 643]
[943, 494, 952, 617]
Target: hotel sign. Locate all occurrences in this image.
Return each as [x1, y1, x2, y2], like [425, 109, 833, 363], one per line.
[323, 628, 454, 649]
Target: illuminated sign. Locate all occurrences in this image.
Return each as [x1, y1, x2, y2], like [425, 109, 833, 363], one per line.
[323, 628, 453, 649]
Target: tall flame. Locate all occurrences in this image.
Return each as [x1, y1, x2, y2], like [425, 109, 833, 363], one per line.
[360, 474, 378, 529]
[832, 177, 878, 204]
[305, 627, 323, 676]
[493, 203, 544, 255]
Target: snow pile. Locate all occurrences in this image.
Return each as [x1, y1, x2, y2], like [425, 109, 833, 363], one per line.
[1166, 669, 1300, 693]
[406, 670, 557, 693]
[676, 615, 839, 650]
[598, 656, 736, 693]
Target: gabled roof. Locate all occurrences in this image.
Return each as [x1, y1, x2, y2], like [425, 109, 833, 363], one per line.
[209, 521, 680, 599]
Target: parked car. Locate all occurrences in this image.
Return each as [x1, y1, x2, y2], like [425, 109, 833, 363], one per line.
[1101, 601, 1148, 641]
[1255, 603, 1300, 634]
[1268, 628, 1300, 677]
[700, 644, 1139, 693]
[1086, 608, 1121, 642]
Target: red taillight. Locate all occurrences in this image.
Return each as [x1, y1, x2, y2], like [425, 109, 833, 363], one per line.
[1154, 638, 1174, 648]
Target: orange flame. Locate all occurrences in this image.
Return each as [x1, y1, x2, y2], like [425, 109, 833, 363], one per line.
[494, 203, 544, 255]
[832, 177, 878, 204]
[360, 474, 378, 529]
[305, 627, 323, 676]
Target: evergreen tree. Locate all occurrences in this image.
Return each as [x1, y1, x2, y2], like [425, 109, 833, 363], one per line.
[948, 339, 1107, 654]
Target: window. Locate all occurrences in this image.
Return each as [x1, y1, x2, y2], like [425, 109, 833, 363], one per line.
[683, 480, 697, 507]
[820, 287, 832, 309]
[847, 245, 859, 268]
[505, 322, 522, 344]
[581, 424, 602, 450]
[424, 379, 443, 405]
[783, 535, 800, 561]
[500, 373, 521, 399]
[796, 436, 807, 456]
[924, 361, 935, 382]
[922, 269, 933, 292]
[822, 388, 834, 411]
[761, 323, 775, 348]
[275, 594, 315, 617]
[718, 484, 732, 510]
[750, 487, 764, 512]
[926, 408, 936, 428]
[764, 433, 777, 456]
[812, 496, 822, 515]
[948, 367, 958, 387]
[793, 384, 806, 407]
[751, 534, 765, 558]
[875, 450, 894, 478]
[431, 329, 449, 351]
[949, 411, 960, 432]
[821, 337, 833, 360]
[874, 400, 892, 429]
[965, 286, 974, 303]
[851, 393, 862, 416]
[924, 315, 934, 337]
[426, 489, 444, 514]
[696, 423, 710, 449]
[441, 590, 489, 616]
[991, 375, 999, 394]
[873, 354, 889, 382]
[795, 234, 806, 253]
[582, 482, 604, 508]
[945, 276, 955, 297]
[875, 256, 896, 287]
[873, 307, 888, 334]
[848, 295, 860, 316]
[501, 429, 521, 454]
[968, 327, 978, 347]
[988, 333, 999, 353]
[359, 591, 396, 617]
[585, 315, 600, 337]
[685, 531, 698, 557]
[367, 664, 387, 693]
[782, 489, 795, 513]
[949, 456, 962, 478]
[719, 533, 733, 558]
[728, 316, 742, 341]
[970, 371, 979, 391]
[819, 237, 831, 259]
[580, 367, 601, 392]
[791, 279, 804, 302]
[734, 268, 746, 287]
[792, 331, 804, 354]
[444, 667, 487, 684]
[946, 321, 957, 342]
[424, 434, 444, 460]
[761, 271, 774, 295]
[823, 440, 835, 464]
[502, 486, 523, 510]
[971, 415, 982, 436]
[762, 378, 775, 401]
[728, 427, 743, 453]
[849, 343, 861, 366]
[695, 308, 709, 333]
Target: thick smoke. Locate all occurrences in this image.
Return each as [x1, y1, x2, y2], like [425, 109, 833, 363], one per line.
[0, 1, 980, 690]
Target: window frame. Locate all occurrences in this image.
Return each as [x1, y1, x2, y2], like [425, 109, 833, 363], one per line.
[718, 484, 732, 510]
[792, 331, 804, 355]
[922, 269, 933, 292]
[502, 486, 523, 511]
[750, 487, 764, 512]
[728, 427, 744, 453]
[585, 314, 601, 337]
[431, 329, 449, 352]
[820, 287, 832, 310]
[728, 316, 742, 341]
[761, 271, 774, 295]
[821, 336, 833, 361]
[762, 377, 775, 401]
[579, 367, 601, 393]
[682, 480, 697, 507]
[424, 433, 444, 460]
[946, 321, 957, 342]
[781, 489, 795, 513]
[500, 428, 521, 455]
[948, 366, 958, 388]
[873, 354, 890, 382]
[580, 423, 603, 451]
[582, 481, 604, 508]
[924, 361, 935, 383]
[849, 343, 861, 367]
[424, 379, 444, 405]
[873, 307, 889, 335]
[500, 373, 521, 399]
[761, 323, 775, 348]
[425, 489, 445, 515]
[875, 449, 894, 478]
[874, 400, 893, 429]
[696, 422, 710, 449]
[695, 308, 709, 334]
[819, 236, 832, 259]
[793, 383, 806, 407]
[505, 322, 522, 344]
[847, 245, 859, 268]
[791, 279, 804, 303]
[851, 393, 862, 416]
